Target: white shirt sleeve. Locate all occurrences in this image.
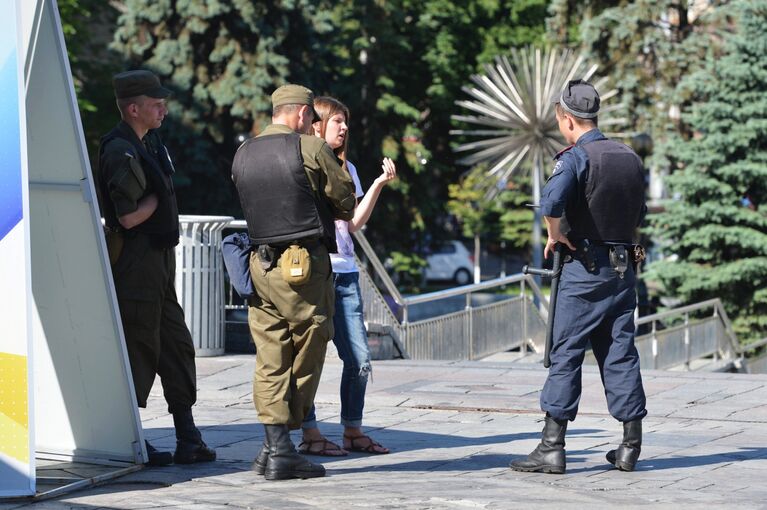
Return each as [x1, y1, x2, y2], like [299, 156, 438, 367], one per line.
[346, 160, 364, 198]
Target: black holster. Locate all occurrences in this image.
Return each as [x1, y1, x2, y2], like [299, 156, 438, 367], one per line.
[572, 239, 597, 273]
[257, 245, 278, 272]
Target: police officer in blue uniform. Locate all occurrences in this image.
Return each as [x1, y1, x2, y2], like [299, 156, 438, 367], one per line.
[510, 80, 647, 474]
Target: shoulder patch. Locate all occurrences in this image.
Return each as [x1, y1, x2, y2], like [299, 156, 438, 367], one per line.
[103, 137, 134, 156]
[553, 145, 574, 160]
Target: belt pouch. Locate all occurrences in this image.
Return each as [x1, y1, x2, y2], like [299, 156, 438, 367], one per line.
[280, 244, 311, 285]
[609, 245, 629, 279]
[105, 230, 124, 265]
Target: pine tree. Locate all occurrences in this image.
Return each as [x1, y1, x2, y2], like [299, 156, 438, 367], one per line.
[649, 0, 767, 342]
[59, 0, 122, 157]
[110, 0, 337, 215]
[546, 1, 730, 173]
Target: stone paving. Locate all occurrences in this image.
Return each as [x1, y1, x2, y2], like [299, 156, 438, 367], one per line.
[3, 352, 767, 509]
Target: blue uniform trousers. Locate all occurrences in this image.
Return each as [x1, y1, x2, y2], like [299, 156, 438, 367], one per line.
[541, 247, 647, 423]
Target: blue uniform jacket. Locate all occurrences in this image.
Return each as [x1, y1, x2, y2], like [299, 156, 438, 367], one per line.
[540, 129, 607, 219]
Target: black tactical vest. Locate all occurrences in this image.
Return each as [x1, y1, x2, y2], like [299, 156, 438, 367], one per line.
[97, 122, 180, 248]
[231, 132, 336, 249]
[565, 139, 645, 243]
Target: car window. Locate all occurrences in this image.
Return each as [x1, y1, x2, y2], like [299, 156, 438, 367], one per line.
[433, 243, 457, 254]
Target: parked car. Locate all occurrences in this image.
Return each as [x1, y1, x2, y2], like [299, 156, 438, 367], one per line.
[424, 241, 473, 285]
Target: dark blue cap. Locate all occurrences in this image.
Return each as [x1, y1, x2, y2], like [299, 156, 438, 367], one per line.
[553, 79, 600, 119]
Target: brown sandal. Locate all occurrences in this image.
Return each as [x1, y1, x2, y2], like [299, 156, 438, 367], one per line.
[343, 434, 390, 454]
[298, 438, 348, 457]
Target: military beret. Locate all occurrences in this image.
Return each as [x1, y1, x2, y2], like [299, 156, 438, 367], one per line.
[113, 70, 171, 99]
[553, 79, 600, 119]
[272, 84, 321, 122]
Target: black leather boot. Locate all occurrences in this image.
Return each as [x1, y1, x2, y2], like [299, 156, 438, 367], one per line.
[252, 441, 269, 475]
[145, 440, 173, 466]
[606, 419, 641, 471]
[510, 415, 567, 474]
[172, 409, 217, 464]
[263, 425, 325, 480]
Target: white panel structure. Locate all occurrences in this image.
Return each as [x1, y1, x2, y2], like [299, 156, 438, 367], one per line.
[0, 0, 34, 497]
[23, 0, 146, 466]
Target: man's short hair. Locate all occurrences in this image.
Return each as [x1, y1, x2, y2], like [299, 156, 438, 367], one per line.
[272, 103, 302, 118]
[116, 95, 145, 116]
[555, 102, 598, 128]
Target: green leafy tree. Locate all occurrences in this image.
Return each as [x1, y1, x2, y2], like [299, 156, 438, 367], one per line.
[105, 0, 550, 258]
[59, 1, 122, 156]
[447, 166, 496, 282]
[497, 177, 534, 250]
[649, 0, 767, 342]
[331, 0, 549, 257]
[110, 0, 338, 215]
[387, 251, 428, 293]
[447, 167, 535, 280]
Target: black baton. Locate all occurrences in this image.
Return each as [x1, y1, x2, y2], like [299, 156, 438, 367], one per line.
[523, 243, 564, 368]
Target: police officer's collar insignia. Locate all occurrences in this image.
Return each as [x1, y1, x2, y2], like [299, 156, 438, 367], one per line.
[553, 145, 574, 160]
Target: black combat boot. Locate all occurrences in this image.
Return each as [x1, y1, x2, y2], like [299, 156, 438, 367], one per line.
[172, 409, 217, 464]
[144, 440, 173, 466]
[606, 419, 642, 471]
[263, 425, 325, 480]
[252, 440, 270, 475]
[510, 414, 568, 474]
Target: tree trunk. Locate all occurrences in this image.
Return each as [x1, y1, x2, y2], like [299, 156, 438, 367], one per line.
[474, 234, 481, 284]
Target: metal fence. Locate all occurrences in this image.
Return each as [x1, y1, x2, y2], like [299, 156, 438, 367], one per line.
[219, 224, 549, 361]
[584, 298, 743, 371]
[352, 230, 548, 360]
[219, 225, 758, 371]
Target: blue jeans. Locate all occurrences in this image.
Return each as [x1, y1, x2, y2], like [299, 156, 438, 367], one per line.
[303, 272, 371, 429]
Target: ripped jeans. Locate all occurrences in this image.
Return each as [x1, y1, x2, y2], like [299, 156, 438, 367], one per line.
[303, 271, 371, 429]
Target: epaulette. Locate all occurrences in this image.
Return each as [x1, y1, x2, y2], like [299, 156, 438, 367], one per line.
[553, 145, 574, 160]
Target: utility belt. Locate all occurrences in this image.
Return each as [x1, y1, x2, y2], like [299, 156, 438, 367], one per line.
[103, 225, 177, 266]
[255, 237, 325, 285]
[568, 239, 646, 279]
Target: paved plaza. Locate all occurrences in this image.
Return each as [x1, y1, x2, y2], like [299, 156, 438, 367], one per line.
[4, 351, 767, 509]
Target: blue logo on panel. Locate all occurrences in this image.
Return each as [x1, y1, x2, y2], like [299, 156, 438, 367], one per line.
[0, 43, 23, 242]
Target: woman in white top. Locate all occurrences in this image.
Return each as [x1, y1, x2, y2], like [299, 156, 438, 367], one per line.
[299, 96, 396, 456]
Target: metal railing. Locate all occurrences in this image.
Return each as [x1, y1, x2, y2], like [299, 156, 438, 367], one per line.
[220, 224, 549, 360]
[219, 225, 754, 370]
[352, 230, 549, 360]
[584, 298, 744, 371]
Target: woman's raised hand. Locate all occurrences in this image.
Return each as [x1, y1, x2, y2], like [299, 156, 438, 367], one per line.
[375, 157, 397, 185]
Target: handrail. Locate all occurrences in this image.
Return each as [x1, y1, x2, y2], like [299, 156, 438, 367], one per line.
[223, 223, 548, 313]
[351, 229, 405, 305]
[742, 337, 767, 351]
[402, 274, 544, 306]
[635, 298, 723, 325]
[352, 228, 549, 310]
[634, 297, 744, 366]
[636, 298, 740, 353]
